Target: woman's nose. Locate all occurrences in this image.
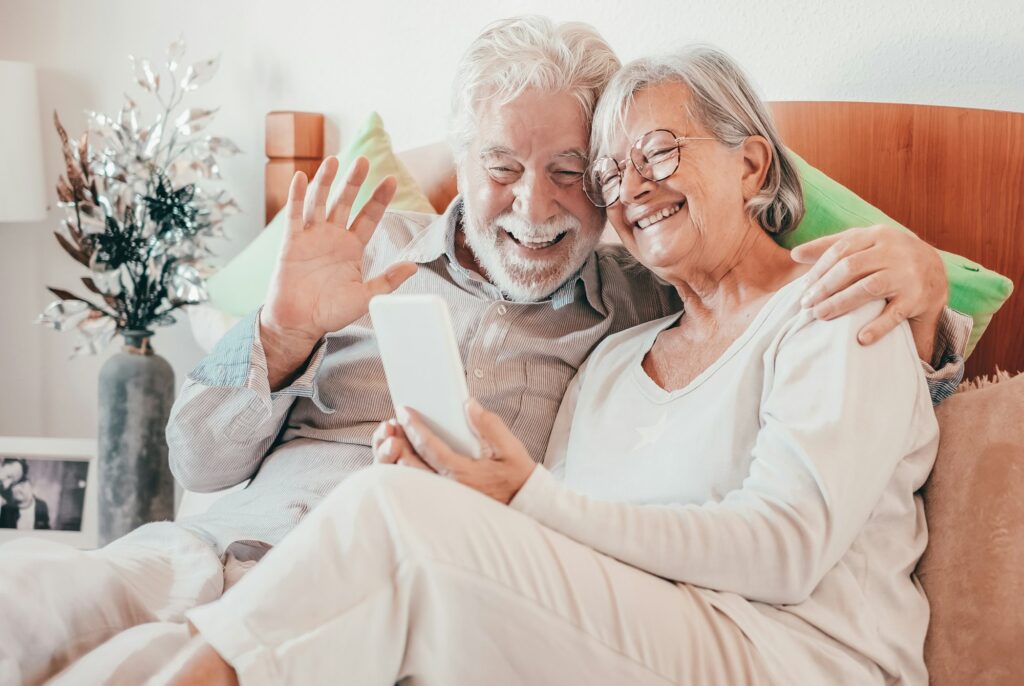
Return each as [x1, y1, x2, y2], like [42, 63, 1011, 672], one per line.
[618, 164, 654, 204]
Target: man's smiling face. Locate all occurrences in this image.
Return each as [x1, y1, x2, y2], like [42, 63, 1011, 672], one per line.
[457, 87, 605, 301]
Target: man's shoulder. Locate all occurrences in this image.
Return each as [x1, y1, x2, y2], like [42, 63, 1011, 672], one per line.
[592, 243, 680, 320]
[593, 243, 660, 287]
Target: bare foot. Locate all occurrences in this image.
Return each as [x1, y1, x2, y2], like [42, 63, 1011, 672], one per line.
[147, 636, 239, 686]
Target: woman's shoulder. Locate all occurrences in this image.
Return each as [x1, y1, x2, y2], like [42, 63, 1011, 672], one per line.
[770, 276, 919, 373]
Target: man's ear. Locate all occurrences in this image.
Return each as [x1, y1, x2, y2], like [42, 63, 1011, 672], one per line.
[740, 135, 772, 201]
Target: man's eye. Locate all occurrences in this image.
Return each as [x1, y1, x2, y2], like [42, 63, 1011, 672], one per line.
[487, 167, 520, 183]
[553, 170, 583, 184]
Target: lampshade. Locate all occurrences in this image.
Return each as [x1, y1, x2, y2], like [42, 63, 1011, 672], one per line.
[0, 61, 47, 222]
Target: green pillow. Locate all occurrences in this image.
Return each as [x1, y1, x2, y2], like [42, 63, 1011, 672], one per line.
[206, 112, 435, 317]
[781, 152, 1013, 357]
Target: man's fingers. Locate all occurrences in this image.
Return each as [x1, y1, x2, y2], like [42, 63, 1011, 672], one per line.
[285, 171, 308, 232]
[810, 271, 894, 321]
[327, 156, 370, 226]
[801, 235, 883, 308]
[364, 262, 417, 299]
[349, 176, 398, 245]
[857, 298, 908, 346]
[803, 246, 894, 309]
[799, 227, 878, 285]
[303, 157, 339, 226]
[790, 232, 843, 264]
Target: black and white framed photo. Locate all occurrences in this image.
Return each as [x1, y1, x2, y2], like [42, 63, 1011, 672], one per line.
[0, 437, 98, 548]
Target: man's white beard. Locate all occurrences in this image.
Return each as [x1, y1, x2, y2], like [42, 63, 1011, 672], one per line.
[461, 200, 599, 302]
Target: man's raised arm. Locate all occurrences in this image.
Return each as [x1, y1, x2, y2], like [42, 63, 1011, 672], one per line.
[167, 156, 417, 491]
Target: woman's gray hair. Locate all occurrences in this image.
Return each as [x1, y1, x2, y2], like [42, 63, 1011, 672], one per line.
[591, 46, 804, 236]
[449, 16, 620, 162]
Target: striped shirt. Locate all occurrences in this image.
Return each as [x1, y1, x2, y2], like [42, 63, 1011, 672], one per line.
[167, 198, 971, 559]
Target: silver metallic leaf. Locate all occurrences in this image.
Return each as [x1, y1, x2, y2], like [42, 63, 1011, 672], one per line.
[118, 96, 139, 135]
[205, 136, 241, 157]
[189, 156, 221, 180]
[180, 55, 220, 92]
[167, 37, 186, 72]
[171, 263, 207, 304]
[37, 300, 90, 331]
[217, 196, 241, 216]
[174, 107, 217, 137]
[141, 117, 164, 158]
[72, 312, 117, 357]
[128, 55, 159, 92]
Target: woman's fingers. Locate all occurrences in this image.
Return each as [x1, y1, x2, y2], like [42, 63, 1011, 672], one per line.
[371, 419, 395, 453]
[464, 398, 520, 460]
[394, 446, 434, 472]
[396, 406, 472, 475]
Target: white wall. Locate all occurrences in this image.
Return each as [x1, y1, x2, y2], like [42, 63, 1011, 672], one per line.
[0, 0, 1021, 438]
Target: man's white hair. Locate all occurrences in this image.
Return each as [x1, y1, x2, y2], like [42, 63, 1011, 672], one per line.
[449, 15, 620, 162]
[591, 45, 805, 236]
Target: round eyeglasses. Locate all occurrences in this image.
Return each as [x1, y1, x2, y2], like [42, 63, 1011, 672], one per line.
[584, 129, 716, 208]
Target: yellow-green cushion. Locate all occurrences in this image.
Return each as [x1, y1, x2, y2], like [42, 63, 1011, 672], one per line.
[781, 152, 1013, 356]
[207, 112, 434, 317]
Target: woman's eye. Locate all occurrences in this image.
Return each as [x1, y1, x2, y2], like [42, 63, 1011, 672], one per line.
[645, 148, 675, 162]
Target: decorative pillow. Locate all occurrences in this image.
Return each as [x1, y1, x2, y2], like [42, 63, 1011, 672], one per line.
[781, 152, 1013, 356]
[206, 112, 435, 317]
[916, 371, 1024, 684]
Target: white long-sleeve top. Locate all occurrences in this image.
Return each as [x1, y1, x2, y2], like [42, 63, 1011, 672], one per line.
[510, 275, 939, 685]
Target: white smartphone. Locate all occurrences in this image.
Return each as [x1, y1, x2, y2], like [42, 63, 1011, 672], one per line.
[369, 294, 482, 459]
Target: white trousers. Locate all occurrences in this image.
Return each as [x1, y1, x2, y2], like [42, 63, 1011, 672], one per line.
[188, 466, 774, 686]
[0, 521, 224, 685]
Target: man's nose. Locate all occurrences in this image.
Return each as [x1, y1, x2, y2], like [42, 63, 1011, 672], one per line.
[512, 174, 559, 225]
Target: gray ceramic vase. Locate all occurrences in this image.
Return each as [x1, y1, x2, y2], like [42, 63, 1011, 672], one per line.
[96, 330, 176, 546]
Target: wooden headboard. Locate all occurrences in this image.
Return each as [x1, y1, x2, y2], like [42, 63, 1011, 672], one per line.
[266, 102, 1022, 378]
[770, 102, 1022, 379]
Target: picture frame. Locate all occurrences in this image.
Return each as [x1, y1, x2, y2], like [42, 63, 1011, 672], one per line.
[0, 436, 98, 549]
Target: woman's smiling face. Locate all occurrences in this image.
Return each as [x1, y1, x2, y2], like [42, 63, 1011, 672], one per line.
[602, 82, 757, 279]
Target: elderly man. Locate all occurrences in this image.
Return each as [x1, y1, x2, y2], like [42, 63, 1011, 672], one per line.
[0, 16, 967, 685]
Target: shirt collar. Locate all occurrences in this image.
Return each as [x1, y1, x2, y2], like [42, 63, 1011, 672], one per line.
[399, 195, 607, 316]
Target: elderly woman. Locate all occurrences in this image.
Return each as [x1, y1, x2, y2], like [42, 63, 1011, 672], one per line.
[163, 47, 936, 685]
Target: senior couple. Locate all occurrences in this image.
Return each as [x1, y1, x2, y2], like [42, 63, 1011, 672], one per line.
[3, 15, 968, 686]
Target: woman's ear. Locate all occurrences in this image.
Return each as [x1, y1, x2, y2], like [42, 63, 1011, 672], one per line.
[739, 135, 772, 201]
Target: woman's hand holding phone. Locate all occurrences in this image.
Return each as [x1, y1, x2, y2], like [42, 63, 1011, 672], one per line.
[371, 399, 537, 505]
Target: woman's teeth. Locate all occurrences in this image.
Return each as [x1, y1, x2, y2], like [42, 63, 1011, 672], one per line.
[636, 201, 685, 230]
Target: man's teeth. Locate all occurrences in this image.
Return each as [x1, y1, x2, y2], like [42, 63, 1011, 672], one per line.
[509, 232, 566, 249]
[636, 202, 685, 230]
